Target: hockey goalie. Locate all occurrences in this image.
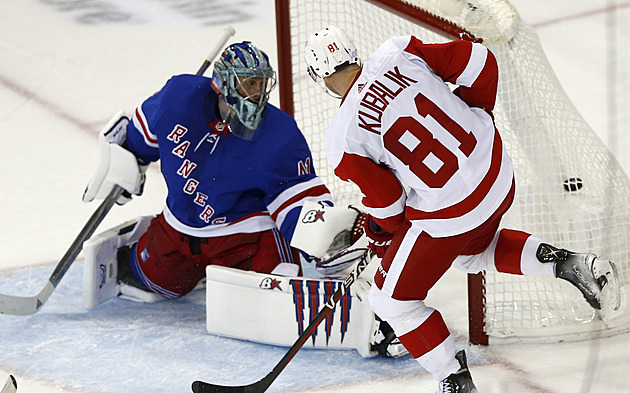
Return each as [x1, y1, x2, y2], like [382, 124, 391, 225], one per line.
[83, 203, 405, 358]
[81, 40, 406, 358]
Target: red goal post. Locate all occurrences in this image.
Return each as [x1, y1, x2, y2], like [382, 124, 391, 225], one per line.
[274, 0, 630, 345]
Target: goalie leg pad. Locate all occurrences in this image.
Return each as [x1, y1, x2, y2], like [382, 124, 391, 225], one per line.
[205, 264, 383, 357]
[83, 233, 119, 310]
[116, 245, 165, 304]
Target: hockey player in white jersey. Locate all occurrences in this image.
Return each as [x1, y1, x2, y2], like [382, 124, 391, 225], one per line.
[304, 25, 621, 392]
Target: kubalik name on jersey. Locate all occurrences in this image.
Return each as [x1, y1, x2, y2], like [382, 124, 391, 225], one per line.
[358, 66, 418, 134]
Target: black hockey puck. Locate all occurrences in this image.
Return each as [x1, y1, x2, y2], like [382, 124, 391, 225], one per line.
[563, 177, 583, 192]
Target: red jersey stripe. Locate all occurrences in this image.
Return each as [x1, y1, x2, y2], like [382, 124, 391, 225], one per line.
[405, 128, 503, 221]
[135, 107, 158, 145]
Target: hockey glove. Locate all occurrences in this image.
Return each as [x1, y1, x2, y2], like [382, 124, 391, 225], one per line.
[364, 215, 394, 258]
[83, 111, 146, 205]
[292, 202, 367, 258]
[114, 164, 148, 205]
[315, 248, 368, 276]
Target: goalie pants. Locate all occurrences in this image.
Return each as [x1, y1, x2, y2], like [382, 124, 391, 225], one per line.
[368, 184, 554, 380]
[128, 213, 301, 299]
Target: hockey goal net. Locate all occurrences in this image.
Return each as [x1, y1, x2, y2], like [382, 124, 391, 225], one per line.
[274, 0, 630, 344]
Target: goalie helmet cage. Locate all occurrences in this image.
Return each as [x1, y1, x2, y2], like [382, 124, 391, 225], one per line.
[274, 0, 630, 345]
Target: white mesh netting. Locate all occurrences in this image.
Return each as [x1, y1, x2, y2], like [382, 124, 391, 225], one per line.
[280, 0, 630, 342]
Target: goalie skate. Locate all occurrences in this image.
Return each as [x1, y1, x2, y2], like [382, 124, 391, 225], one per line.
[369, 317, 408, 358]
[1, 375, 17, 393]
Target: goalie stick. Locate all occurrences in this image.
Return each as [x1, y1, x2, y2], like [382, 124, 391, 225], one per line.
[197, 26, 237, 75]
[0, 25, 236, 316]
[191, 249, 373, 393]
[1, 375, 17, 393]
[0, 186, 123, 315]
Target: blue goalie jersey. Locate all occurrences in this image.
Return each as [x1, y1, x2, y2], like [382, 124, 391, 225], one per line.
[125, 74, 332, 242]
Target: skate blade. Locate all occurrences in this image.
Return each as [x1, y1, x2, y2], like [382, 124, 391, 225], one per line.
[593, 259, 621, 314]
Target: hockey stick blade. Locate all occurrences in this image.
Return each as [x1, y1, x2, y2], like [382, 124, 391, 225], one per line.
[191, 250, 373, 393]
[192, 380, 268, 393]
[1, 375, 17, 393]
[0, 186, 122, 315]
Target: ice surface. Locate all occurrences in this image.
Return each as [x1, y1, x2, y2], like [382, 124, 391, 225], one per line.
[0, 0, 629, 392]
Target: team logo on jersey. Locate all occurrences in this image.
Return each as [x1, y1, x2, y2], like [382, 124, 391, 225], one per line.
[210, 120, 229, 135]
[167, 124, 188, 143]
[260, 277, 282, 291]
[301, 209, 325, 223]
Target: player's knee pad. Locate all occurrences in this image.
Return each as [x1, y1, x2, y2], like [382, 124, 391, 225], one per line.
[368, 285, 433, 336]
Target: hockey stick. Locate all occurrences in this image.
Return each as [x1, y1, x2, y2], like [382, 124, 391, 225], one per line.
[191, 249, 373, 393]
[0, 186, 123, 315]
[197, 26, 237, 75]
[1, 375, 17, 393]
[0, 26, 236, 316]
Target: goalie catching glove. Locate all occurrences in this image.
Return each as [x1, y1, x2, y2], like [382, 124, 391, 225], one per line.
[292, 201, 369, 276]
[82, 111, 147, 205]
[364, 215, 394, 258]
[314, 210, 367, 275]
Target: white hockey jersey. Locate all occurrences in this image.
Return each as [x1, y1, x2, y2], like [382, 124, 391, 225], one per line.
[326, 36, 514, 237]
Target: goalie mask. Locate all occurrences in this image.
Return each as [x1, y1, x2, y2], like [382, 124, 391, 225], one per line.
[212, 41, 277, 140]
[304, 25, 360, 98]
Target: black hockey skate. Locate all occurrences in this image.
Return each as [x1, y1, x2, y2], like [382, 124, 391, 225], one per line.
[117, 245, 147, 290]
[436, 350, 478, 393]
[537, 243, 621, 311]
[116, 245, 165, 303]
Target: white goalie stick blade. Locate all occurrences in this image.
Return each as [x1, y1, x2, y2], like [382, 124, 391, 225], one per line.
[593, 258, 622, 325]
[1, 375, 17, 393]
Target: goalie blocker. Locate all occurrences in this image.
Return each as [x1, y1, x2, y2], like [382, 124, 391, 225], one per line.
[82, 111, 147, 206]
